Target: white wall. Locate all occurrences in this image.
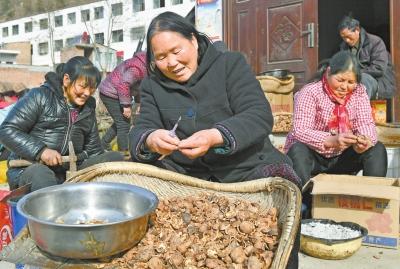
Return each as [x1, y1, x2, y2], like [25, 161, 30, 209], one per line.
[0, 0, 195, 66]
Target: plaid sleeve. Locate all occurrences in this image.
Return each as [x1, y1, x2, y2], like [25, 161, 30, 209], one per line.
[291, 85, 331, 153]
[351, 85, 377, 144]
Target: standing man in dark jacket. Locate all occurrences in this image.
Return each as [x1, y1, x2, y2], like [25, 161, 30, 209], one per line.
[338, 15, 396, 99]
[0, 56, 123, 192]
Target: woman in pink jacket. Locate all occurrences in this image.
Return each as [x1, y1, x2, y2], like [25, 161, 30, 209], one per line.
[99, 52, 147, 151]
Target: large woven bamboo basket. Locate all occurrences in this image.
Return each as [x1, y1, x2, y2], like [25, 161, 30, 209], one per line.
[0, 162, 301, 269]
[376, 122, 400, 146]
[256, 75, 295, 94]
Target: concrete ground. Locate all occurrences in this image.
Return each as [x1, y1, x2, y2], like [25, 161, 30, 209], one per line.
[0, 261, 14, 269]
[299, 245, 400, 269]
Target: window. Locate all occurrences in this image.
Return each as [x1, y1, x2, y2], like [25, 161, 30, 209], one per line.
[55, 15, 63, 27]
[54, 39, 63, 52]
[38, 42, 48, 55]
[153, 0, 165, 9]
[112, 29, 123, 42]
[67, 12, 76, 24]
[25, 21, 32, 32]
[94, 6, 104, 19]
[95, 33, 104, 44]
[2, 27, 8, 37]
[133, 0, 145, 11]
[130, 26, 145, 40]
[39, 18, 48, 30]
[112, 3, 123, 16]
[171, 0, 183, 5]
[65, 37, 75, 47]
[12, 25, 18, 35]
[81, 9, 90, 22]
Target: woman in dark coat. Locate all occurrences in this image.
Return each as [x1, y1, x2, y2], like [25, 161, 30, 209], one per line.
[0, 56, 123, 192]
[129, 12, 301, 268]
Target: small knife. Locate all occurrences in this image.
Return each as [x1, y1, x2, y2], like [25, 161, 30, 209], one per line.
[158, 116, 181, 160]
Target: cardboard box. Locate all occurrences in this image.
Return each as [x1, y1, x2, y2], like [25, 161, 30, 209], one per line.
[309, 174, 399, 249]
[265, 92, 294, 113]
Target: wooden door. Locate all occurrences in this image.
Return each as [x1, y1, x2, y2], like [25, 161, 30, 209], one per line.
[225, 0, 318, 89]
[390, 0, 400, 120]
[226, 0, 258, 69]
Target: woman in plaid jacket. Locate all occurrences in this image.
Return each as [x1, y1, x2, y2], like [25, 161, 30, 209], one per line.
[285, 50, 387, 189]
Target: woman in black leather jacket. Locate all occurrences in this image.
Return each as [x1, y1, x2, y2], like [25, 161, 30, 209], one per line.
[0, 56, 123, 191]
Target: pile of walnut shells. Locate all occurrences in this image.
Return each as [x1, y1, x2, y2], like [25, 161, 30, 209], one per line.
[108, 193, 280, 269]
[272, 113, 292, 133]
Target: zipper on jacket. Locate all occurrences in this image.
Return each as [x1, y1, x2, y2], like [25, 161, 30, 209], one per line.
[60, 106, 72, 155]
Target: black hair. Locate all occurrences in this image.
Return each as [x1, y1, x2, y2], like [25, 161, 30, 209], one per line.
[145, 11, 209, 77]
[337, 15, 360, 32]
[311, 50, 361, 83]
[55, 56, 101, 89]
[0, 90, 16, 97]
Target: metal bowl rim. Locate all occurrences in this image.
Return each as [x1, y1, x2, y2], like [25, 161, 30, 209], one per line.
[301, 218, 368, 245]
[257, 69, 290, 78]
[17, 182, 159, 227]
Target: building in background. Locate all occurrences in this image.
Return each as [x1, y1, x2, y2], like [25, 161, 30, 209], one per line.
[0, 0, 195, 68]
[196, 0, 223, 42]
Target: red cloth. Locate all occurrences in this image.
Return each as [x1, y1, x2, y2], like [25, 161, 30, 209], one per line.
[322, 73, 353, 135]
[70, 108, 79, 123]
[0, 96, 18, 109]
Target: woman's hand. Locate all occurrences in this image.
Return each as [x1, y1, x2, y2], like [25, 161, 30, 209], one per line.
[40, 148, 62, 166]
[122, 107, 132, 118]
[146, 129, 180, 156]
[178, 129, 224, 159]
[353, 135, 372, 154]
[324, 132, 358, 151]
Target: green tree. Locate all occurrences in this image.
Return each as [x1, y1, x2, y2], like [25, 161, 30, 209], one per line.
[36, 0, 46, 13]
[0, 0, 15, 20]
[24, 0, 33, 13]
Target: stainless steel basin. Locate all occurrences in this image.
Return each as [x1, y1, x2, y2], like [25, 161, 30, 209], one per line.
[17, 182, 158, 259]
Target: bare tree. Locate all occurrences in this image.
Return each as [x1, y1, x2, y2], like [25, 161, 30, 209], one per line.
[81, 0, 128, 77]
[48, 11, 56, 69]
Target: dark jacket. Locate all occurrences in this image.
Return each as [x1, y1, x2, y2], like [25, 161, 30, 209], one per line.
[0, 72, 104, 164]
[129, 39, 290, 183]
[340, 28, 396, 98]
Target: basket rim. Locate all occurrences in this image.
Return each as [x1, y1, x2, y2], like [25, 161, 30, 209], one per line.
[67, 161, 297, 193]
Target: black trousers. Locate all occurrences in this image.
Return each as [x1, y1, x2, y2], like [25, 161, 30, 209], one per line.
[100, 94, 131, 151]
[8, 151, 124, 192]
[287, 141, 387, 187]
[287, 141, 387, 211]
